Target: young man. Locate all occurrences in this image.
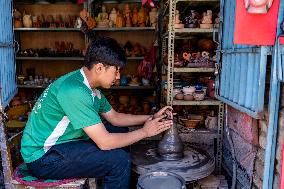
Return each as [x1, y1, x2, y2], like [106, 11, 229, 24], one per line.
[20, 37, 173, 189]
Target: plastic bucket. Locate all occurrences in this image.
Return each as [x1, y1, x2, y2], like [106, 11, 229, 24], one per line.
[137, 171, 186, 189]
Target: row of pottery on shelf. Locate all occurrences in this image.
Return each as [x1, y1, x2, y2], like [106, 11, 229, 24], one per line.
[175, 9, 219, 29]
[174, 86, 206, 101]
[115, 75, 150, 86]
[14, 9, 79, 28]
[95, 5, 158, 28]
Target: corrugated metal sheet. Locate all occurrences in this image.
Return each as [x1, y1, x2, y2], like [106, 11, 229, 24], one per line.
[0, 0, 17, 108]
[216, 0, 269, 119]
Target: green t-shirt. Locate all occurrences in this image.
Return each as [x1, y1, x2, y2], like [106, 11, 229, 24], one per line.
[21, 68, 112, 163]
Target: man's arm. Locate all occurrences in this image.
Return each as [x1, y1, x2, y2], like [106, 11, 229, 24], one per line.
[83, 117, 172, 150]
[101, 109, 151, 127]
[101, 106, 173, 127]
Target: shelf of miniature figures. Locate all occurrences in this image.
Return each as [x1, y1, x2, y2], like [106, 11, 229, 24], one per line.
[18, 85, 48, 89]
[109, 86, 155, 90]
[92, 27, 155, 31]
[14, 28, 82, 32]
[16, 56, 144, 61]
[173, 99, 221, 106]
[16, 57, 84, 61]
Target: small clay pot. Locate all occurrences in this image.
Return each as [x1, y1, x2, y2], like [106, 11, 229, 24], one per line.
[175, 93, 184, 100]
[183, 94, 194, 101]
[193, 91, 205, 101]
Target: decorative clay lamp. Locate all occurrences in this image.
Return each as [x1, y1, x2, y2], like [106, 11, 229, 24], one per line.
[174, 10, 184, 29]
[200, 10, 213, 29]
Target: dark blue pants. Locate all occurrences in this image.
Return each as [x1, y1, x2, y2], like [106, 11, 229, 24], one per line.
[27, 123, 130, 189]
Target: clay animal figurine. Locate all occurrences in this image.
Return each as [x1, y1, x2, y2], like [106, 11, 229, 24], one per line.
[244, 0, 273, 14]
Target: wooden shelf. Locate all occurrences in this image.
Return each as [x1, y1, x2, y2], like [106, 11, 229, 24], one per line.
[92, 27, 155, 31]
[18, 85, 155, 90]
[16, 57, 84, 61]
[173, 67, 215, 73]
[14, 28, 81, 32]
[173, 99, 221, 106]
[16, 57, 144, 61]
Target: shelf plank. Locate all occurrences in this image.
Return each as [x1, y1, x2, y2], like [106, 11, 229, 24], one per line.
[173, 99, 221, 105]
[174, 28, 214, 33]
[109, 86, 155, 90]
[176, 0, 219, 2]
[92, 27, 155, 31]
[14, 28, 82, 32]
[16, 57, 144, 61]
[18, 85, 155, 90]
[173, 67, 215, 72]
[18, 85, 48, 89]
[16, 57, 84, 61]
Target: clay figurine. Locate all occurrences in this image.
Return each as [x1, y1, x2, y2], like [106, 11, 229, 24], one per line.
[137, 8, 146, 27]
[174, 10, 184, 29]
[97, 5, 109, 28]
[200, 10, 213, 29]
[116, 11, 125, 28]
[132, 7, 138, 26]
[13, 9, 22, 28]
[149, 8, 158, 27]
[109, 8, 117, 27]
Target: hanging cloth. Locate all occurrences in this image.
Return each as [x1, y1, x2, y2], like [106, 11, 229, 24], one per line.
[234, 0, 280, 45]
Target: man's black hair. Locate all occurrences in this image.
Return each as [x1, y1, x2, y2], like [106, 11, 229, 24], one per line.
[84, 37, 127, 70]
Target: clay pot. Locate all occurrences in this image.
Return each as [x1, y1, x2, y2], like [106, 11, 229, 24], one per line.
[193, 91, 205, 101]
[119, 95, 129, 105]
[142, 101, 151, 114]
[183, 94, 194, 101]
[182, 86, 195, 94]
[180, 118, 200, 129]
[158, 117, 184, 160]
[198, 39, 214, 51]
[175, 93, 184, 100]
[23, 15, 32, 28]
[14, 20, 22, 28]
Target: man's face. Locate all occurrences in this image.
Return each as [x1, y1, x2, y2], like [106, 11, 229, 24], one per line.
[99, 65, 121, 88]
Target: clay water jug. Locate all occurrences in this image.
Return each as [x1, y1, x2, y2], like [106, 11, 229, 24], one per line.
[158, 117, 184, 160]
[23, 14, 32, 28]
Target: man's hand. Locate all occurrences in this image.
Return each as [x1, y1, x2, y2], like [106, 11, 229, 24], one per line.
[141, 117, 173, 138]
[153, 106, 173, 119]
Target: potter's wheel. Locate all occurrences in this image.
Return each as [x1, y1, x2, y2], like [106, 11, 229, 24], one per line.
[131, 143, 215, 182]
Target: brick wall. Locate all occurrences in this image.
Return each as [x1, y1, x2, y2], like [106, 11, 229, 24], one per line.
[252, 86, 284, 189]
